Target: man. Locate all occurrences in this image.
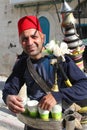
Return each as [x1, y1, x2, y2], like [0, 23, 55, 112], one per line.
[2, 15, 87, 130]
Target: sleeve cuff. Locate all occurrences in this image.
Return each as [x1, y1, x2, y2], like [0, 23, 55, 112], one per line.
[51, 91, 63, 103]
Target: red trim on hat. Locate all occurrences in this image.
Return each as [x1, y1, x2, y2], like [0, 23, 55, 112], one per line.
[18, 15, 42, 36]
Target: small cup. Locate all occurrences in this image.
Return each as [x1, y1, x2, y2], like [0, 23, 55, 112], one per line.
[65, 115, 75, 130]
[38, 107, 49, 121]
[51, 104, 62, 120]
[27, 100, 38, 118]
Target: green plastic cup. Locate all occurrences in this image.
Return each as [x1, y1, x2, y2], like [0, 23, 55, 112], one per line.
[38, 107, 49, 121]
[27, 100, 39, 118]
[29, 111, 38, 118]
[51, 112, 62, 120]
[51, 104, 62, 120]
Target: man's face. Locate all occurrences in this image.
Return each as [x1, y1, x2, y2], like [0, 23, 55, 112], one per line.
[20, 29, 44, 59]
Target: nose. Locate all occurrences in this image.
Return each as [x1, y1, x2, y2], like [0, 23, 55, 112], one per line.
[27, 37, 34, 46]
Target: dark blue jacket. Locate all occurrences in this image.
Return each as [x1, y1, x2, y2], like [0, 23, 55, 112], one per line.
[2, 55, 87, 106]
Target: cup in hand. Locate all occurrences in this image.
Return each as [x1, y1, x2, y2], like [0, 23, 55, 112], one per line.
[27, 100, 39, 118]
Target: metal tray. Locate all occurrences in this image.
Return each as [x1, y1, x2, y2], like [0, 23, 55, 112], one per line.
[17, 113, 63, 130]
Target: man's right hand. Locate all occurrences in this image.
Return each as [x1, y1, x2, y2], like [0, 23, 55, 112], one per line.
[6, 95, 25, 114]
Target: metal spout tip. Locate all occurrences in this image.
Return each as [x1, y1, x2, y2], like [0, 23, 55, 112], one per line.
[51, 84, 59, 92]
[60, 0, 73, 13]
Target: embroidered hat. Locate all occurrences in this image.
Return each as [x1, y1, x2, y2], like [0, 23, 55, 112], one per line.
[18, 15, 42, 36]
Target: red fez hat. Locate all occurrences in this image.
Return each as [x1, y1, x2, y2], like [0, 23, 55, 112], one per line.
[18, 15, 42, 36]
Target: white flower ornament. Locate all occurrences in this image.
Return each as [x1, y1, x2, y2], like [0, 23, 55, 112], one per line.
[42, 40, 71, 61]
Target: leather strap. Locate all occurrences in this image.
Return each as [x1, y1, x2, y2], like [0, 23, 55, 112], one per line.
[27, 57, 51, 94]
